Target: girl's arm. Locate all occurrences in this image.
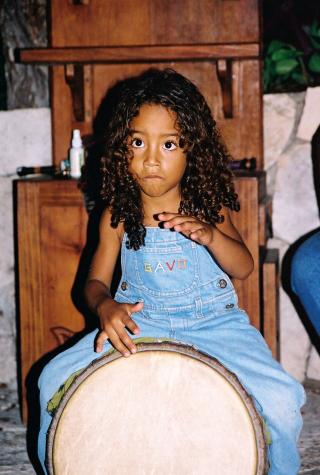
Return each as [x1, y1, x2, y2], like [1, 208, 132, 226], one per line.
[84, 210, 141, 356]
[205, 207, 254, 279]
[84, 209, 121, 311]
[158, 207, 254, 280]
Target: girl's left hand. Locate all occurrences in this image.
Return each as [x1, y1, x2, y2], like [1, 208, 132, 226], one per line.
[157, 212, 215, 246]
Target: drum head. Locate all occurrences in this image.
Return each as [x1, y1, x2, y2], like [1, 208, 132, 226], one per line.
[47, 342, 267, 475]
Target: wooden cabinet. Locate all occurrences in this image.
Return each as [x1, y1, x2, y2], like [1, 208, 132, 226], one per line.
[15, 172, 278, 420]
[15, 179, 88, 420]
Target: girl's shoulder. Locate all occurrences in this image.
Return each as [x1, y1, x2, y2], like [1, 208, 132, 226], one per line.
[99, 208, 125, 244]
[216, 206, 243, 243]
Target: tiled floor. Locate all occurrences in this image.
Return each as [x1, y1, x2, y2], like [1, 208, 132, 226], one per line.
[0, 382, 319, 474]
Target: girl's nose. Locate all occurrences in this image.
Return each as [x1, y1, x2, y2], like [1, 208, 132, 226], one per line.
[144, 145, 159, 166]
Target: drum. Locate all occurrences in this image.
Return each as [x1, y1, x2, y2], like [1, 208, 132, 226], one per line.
[46, 341, 268, 475]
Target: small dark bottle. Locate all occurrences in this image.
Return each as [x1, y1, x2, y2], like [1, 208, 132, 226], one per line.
[16, 162, 70, 178]
[16, 166, 58, 177]
[229, 157, 256, 171]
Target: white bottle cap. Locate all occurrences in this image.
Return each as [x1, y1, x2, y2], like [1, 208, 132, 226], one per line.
[71, 129, 82, 148]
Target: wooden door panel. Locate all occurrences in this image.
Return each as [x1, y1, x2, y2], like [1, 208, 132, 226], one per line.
[50, 0, 259, 47]
[40, 204, 87, 350]
[16, 180, 88, 420]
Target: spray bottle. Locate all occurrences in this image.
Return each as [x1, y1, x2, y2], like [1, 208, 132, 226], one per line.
[69, 129, 84, 178]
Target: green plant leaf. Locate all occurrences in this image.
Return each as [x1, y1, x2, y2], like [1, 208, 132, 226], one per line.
[271, 48, 301, 61]
[263, 56, 272, 68]
[310, 20, 320, 39]
[266, 40, 288, 55]
[268, 59, 276, 73]
[308, 53, 320, 73]
[275, 59, 299, 75]
[309, 36, 320, 50]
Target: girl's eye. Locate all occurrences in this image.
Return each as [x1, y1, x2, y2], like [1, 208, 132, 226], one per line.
[131, 138, 144, 148]
[163, 141, 177, 151]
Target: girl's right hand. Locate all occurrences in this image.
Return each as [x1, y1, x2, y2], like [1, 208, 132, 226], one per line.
[95, 299, 142, 356]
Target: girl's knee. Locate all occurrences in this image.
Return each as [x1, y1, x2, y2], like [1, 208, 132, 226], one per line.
[264, 378, 305, 436]
[286, 377, 306, 410]
[38, 350, 73, 404]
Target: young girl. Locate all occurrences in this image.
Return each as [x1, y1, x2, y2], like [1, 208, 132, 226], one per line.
[38, 68, 305, 474]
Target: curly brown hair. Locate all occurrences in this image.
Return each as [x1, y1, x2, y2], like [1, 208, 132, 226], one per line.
[98, 68, 239, 250]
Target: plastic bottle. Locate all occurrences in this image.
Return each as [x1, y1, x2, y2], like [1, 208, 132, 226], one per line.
[69, 129, 84, 178]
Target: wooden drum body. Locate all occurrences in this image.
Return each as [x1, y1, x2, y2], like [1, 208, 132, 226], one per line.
[46, 341, 268, 475]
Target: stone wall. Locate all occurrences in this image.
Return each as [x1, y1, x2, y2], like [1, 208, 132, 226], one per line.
[0, 108, 51, 385]
[1, 0, 48, 110]
[0, 91, 320, 385]
[264, 87, 320, 382]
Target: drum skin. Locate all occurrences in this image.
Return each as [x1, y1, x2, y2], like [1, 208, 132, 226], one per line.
[46, 341, 268, 475]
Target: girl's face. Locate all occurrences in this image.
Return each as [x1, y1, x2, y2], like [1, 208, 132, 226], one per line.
[128, 104, 186, 203]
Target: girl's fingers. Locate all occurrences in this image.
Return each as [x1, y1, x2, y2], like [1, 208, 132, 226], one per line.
[107, 327, 133, 357]
[190, 227, 214, 246]
[162, 216, 197, 228]
[157, 212, 179, 221]
[117, 326, 137, 354]
[128, 301, 144, 314]
[190, 228, 205, 241]
[96, 324, 137, 356]
[174, 221, 203, 233]
[125, 317, 140, 335]
[95, 330, 109, 353]
[158, 212, 213, 244]
[157, 212, 186, 225]
[96, 303, 142, 356]
[176, 224, 211, 245]
[124, 302, 142, 334]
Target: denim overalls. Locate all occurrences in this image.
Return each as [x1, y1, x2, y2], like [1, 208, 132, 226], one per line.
[38, 228, 305, 475]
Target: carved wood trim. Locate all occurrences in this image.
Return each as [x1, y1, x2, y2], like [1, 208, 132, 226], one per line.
[65, 64, 84, 121]
[216, 59, 233, 118]
[64, 64, 93, 122]
[17, 43, 260, 64]
[51, 326, 76, 345]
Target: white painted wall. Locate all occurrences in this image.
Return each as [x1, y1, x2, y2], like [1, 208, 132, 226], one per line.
[264, 88, 320, 381]
[0, 108, 51, 385]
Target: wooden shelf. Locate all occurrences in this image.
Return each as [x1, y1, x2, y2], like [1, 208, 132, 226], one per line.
[16, 43, 260, 65]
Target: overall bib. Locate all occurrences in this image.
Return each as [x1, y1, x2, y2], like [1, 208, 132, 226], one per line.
[38, 228, 305, 475]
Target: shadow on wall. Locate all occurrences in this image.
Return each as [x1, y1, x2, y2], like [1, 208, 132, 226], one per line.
[282, 125, 320, 355]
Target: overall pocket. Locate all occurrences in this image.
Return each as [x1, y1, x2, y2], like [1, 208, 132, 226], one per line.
[131, 241, 199, 297]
